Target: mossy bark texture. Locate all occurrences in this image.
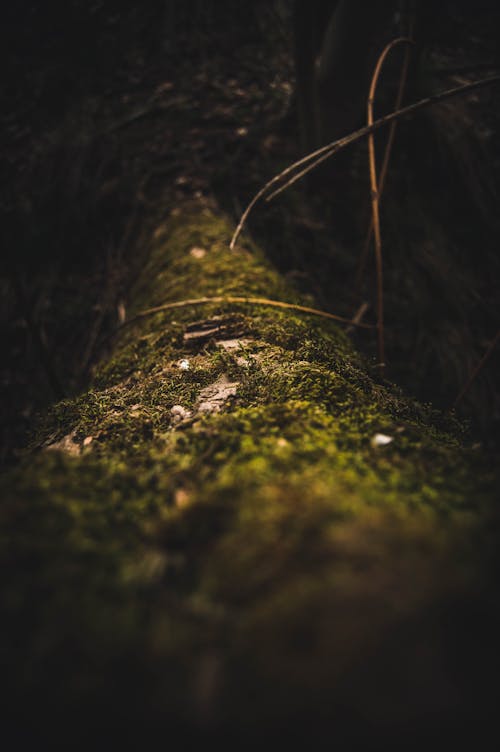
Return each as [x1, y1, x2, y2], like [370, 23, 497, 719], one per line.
[2, 203, 498, 745]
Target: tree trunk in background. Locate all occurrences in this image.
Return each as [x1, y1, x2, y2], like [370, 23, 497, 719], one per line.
[293, 0, 397, 154]
[1, 201, 499, 745]
[292, 0, 337, 153]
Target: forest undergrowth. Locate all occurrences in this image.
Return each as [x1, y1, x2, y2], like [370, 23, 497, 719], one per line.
[2, 0, 499, 466]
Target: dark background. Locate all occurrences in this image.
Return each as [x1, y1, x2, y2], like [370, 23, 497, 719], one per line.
[2, 0, 500, 466]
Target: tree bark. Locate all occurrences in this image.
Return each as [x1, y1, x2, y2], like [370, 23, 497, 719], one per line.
[1, 201, 498, 745]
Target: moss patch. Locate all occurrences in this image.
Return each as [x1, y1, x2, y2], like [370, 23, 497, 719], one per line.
[2, 204, 498, 740]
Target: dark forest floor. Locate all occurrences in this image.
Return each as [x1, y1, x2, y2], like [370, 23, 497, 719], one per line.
[2, 1, 500, 467]
[1, 2, 295, 465]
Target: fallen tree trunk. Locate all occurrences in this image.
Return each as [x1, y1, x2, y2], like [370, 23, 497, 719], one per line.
[2, 202, 498, 745]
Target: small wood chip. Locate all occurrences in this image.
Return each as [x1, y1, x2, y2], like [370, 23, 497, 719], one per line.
[45, 430, 81, 456]
[174, 488, 191, 508]
[197, 375, 239, 414]
[370, 433, 394, 448]
[190, 246, 207, 259]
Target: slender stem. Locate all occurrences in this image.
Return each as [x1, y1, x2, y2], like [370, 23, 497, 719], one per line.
[357, 37, 413, 288]
[366, 37, 413, 373]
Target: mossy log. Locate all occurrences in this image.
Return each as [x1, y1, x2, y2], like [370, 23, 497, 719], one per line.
[2, 203, 498, 746]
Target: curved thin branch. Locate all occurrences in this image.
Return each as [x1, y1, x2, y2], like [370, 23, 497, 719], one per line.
[229, 75, 500, 249]
[375, 38, 414, 202]
[367, 37, 413, 372]
[114, 295, 376, 334]
[357, 37, 414, 289]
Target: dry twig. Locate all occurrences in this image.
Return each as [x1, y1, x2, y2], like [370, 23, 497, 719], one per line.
[114, 295, 375, 335]
[229, 75, 500, 250]
[366, 37, 414, 372]
[357, 37, 414, 289]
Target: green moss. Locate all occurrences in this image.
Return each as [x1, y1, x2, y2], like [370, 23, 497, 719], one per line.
[1, 203, 498, 737]
[129, 205, 296, 321]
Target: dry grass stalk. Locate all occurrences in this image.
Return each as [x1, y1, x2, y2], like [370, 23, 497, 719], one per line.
[357, 37, 414, 289]
[366, 37, 414, 373]
[229, 75, 500, 251]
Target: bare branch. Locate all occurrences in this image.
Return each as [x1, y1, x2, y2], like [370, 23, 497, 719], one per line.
[113, 295, 376, 336]
[357, 37, 414, 288]
[366, 38, 414, 373]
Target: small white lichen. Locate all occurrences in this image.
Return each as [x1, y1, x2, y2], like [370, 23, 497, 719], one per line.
[370, 433, 394, 448]
[171, 405, 192, 423]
